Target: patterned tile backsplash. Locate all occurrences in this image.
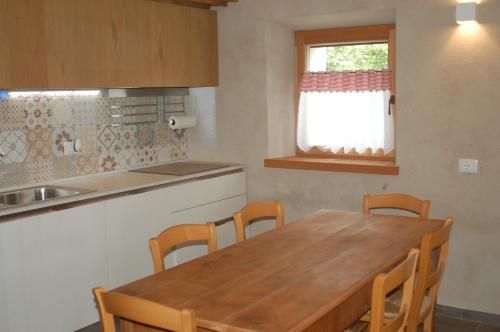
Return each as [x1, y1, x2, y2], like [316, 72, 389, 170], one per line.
[0, 94, 188, 188]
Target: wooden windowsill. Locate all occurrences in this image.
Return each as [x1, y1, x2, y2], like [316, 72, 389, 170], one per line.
[264, 156, 399, 175]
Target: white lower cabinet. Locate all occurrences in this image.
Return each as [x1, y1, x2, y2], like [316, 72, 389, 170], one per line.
[0, 203, 108, 332]
[0, 171, 246, 332]
[171, 195, 245, 267]
[104, 188, 175, 288]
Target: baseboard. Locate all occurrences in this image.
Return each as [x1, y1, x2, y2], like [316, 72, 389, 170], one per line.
[436, 304, 500, 327]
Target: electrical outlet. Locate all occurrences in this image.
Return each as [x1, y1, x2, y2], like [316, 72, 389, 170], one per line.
[458, 159, 479, 174]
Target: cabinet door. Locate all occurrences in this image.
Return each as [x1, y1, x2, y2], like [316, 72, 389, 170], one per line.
[0, 0, 218, 89]
[0, 217, 31, 332]
[0, 202, 108, 332]
[146, 0, 218, 87]
[104, 188, 176, 287]
[188, 7, 219, 86]
[44, 0, 113, 88]
[0, 0, 48, 89]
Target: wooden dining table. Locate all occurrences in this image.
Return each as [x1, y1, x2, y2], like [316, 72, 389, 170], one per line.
[115, 210, 444, 332]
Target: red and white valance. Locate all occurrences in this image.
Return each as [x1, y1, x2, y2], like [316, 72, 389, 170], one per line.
[300, 69, 391, 93]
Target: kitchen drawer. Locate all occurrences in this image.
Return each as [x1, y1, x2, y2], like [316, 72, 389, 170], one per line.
[168, 171, 247, 212]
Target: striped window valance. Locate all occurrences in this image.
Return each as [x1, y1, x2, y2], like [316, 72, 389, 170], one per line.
[300, 69, 391, 93]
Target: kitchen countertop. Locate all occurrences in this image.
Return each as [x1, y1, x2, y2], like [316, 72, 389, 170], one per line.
[0, 161, 245, 219]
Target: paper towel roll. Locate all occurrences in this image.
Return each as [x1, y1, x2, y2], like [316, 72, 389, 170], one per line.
[167, 115, 197, 130]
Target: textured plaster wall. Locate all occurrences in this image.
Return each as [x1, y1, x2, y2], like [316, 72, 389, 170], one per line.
[189, 0, 500, 314]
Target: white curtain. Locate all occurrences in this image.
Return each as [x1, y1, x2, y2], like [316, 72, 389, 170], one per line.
[297, 90, 393, 154]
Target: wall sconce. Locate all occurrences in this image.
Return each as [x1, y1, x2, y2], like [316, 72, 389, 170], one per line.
[456, 2, 478, 25]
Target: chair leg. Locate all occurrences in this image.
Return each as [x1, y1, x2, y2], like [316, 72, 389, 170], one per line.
[423, 312, 434, 332]
[406, 322, 417, 332]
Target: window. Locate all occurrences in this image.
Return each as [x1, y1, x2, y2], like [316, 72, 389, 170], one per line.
[265, 24, 399, 175]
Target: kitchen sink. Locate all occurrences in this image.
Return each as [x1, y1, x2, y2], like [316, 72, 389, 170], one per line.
[0, 186, 94, 210]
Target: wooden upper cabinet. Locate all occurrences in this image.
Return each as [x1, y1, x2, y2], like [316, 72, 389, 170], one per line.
[0, 0, 218, 89]
[0, 0, 49, 88]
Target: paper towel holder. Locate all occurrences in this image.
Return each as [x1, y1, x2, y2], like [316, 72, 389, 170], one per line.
[167, 118, 177, 126]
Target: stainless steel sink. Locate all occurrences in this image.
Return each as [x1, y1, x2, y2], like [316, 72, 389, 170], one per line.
[0, 186, 94, 210]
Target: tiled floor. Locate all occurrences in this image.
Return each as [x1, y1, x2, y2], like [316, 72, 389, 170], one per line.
[78, 316, 500, 332]
[435, 316, 500, 332]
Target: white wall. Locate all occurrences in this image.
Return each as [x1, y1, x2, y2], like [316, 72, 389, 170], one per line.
[189, 0, 500, 314]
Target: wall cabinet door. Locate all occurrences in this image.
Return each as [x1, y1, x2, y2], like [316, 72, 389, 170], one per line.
[0, 0, 218, 89]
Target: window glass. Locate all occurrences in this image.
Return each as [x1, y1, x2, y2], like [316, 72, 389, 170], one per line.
[309, 43, 388, 72]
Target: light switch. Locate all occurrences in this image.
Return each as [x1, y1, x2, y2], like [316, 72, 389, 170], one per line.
[458, 159, 479, 174]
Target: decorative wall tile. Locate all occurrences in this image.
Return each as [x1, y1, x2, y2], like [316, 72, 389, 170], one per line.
[0, 130, 27, 164]
[153, 122, 169, 146]
[97, 125, 117, 152]
[168, 141, 188, 160]
[51, 98, 74, 128]
[158, 146, 171, 161]
[0, 101, 25, 131]
[27, 128, 53, 161]
[96, 98, 111, 125]
[52, 127, 75, 157]
[165, 126, 176, 142]
[75, 125, 97, 154]
[173, 129, 186, 142]
[137, 124, 155, 147]
[54, 156, 77, 179]
[0, 163, 28, 187]
[0, 93, 188, 189]
[115, 146, 137, 168]
[72, 98, 97, 125]
[111, 127, 136, 169]
[23, 96, 54, 129]
[25, 159, 55, 183]
[115, 125, 138, 151]
[137, 147, 159, 166]
[77, 153, 98, 176]
[100, 153, 117, 172]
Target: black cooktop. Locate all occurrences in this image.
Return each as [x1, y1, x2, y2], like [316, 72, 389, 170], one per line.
[129, 162, 230, 176]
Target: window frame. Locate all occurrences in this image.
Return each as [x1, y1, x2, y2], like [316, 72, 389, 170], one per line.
[294, 24, 397, 162]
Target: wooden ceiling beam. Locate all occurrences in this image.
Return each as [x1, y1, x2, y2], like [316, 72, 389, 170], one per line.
[154, 0, 237, 9]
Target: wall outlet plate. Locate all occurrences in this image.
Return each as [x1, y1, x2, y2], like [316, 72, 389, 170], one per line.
[458, 159, 479, 174]
[63, 141, 75, 156]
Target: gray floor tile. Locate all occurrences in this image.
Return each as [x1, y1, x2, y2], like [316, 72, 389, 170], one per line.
[476, 324, 500, 332]
[75, 322, 101, 332]
[435, 316, 479, 332]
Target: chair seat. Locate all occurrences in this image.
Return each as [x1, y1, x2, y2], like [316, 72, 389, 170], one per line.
[344, 321, 369, 332]
[361, 291, 432, 321]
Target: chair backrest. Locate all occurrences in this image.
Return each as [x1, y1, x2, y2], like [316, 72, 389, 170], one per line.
[93, 287, 196, 332]
[149, 223, 217, 273]
[370, 248, 420, 332]
[363, 193, 431, 220]
[407, 218, 453, 331]
[233, 201, 284, 242]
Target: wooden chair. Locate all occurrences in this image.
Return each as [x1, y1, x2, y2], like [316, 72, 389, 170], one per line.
[363, 193, 431, 220]
[346, 248, 420, 332]
[405, 218, 453, 332]
[92, 287, 196, 332]
[233, 201, 284, 242]
[149, 223, 217, 273]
